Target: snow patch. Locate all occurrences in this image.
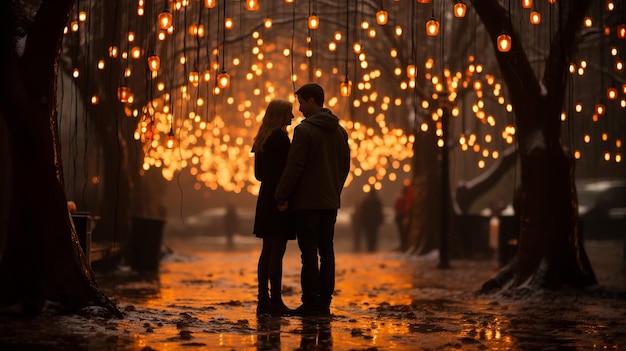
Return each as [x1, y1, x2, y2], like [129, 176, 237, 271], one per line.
[523, 129, 545, 155]
[15, 35, 27, 57]
[540, 80, 548, 96]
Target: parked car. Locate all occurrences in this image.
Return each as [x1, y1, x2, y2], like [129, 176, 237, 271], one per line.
[577, 179, 626, 240]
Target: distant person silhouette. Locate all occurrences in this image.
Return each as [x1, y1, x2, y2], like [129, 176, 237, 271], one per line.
[223, 203, 239, 249]
[351, 200, 364, 252]
[359, 189, 384, 252]
[252, 99, 296, 316]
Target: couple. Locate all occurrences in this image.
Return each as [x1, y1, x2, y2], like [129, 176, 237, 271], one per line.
[251, 83, 351, 317]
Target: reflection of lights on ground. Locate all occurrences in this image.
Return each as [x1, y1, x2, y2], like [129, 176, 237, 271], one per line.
[4, 238, 623, 350]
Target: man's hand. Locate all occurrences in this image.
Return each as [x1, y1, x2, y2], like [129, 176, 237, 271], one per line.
[277, 202, 289, 211]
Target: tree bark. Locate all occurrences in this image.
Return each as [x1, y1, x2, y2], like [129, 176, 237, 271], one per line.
[407, 116, 440, 255]
[0, 0, 121, 316]
[471, 0, 597, 291]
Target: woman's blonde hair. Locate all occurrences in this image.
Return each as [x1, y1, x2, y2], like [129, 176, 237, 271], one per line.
[252, 99, 293, 152]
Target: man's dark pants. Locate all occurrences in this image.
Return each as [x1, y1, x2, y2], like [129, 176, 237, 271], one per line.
[294, 209, 337, 311]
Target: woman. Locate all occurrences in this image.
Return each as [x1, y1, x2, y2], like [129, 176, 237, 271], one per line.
[252, 99, 296, 316]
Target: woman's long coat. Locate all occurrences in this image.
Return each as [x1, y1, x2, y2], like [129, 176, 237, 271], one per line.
[253, 129, 296, 239]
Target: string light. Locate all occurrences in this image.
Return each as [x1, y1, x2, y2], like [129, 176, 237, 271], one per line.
[497, 33, 512, 52]
[453, 1, 466, 18]
[60, 0, 620, 195]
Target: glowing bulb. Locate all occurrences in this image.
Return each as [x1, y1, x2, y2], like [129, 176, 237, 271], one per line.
[530, 10, 541, 24]
[426, 18, 439, 36]
[245, 0, 259, 11]
[595, 103, 605, 115]
[340, 79, 352, 96]
[376, 10, 388, 25]
[497, 33, 512, 52]
[407, 64, 417, 78]
[165, 129, 176, 149]
[608, 87, 618, 100]
[308, 14, 319, 29]
[117, 85, 131, 103]
[618, 24, 626, 39]
[188, 71, 199, 87]
[148, 55, 160, 71]
[217, 70, 230, 89]
[454, 2, 466, 18]
[158, 9, 172, 30]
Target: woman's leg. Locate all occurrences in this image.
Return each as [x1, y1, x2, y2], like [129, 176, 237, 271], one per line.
[268, 237, 292, 315]
[268, 237, 288, 299]
[257, 238, 272, 314]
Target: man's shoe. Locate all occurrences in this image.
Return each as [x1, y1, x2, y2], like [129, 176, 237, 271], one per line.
[318, 298, 331, 317]
[293, 304, 318, 317]
[317, 304, 331, 317]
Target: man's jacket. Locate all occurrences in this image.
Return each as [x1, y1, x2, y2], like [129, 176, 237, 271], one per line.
[275, 108, 350, 210]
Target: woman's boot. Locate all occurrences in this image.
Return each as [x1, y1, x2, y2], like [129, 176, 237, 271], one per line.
[268, 296, 294, 316]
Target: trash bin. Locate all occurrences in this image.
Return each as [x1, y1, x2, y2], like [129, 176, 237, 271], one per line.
[130, 217, 165, 272]
[71, 212, 94, 264]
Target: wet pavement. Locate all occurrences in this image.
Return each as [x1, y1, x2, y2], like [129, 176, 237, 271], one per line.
[1, 231, 625, 350]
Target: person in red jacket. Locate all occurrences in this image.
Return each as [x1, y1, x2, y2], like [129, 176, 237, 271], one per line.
[275, 83, 351, 317]
[394, 185, 411, 252]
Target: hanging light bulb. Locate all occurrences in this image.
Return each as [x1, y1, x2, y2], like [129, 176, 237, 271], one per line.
[453, 1, 466, 18]
[308, 14, 319, 29]
[417, 0, 431, 3]
[245, 0, 259, 11]
[522, 0, 533, 9]
[158, 9, 172, 30]
[426, 17, 440, 36]
[217, 69, 230, 89]
[530, 10, 541, 24]
[188, 71, 200, 87]
[618, 24, 626, 39]
[204, 0, 216, 8]
[165, 127, 176, 149]
[607, 87, 618, 100]
[376, 10, 388, 25]
[147, 54, 160, 72]
[497, 32, 512, 52]
[595, 102, 605, 115]
[407, 64, 417, 78]
[340, 79, 352, 97]
[117, 85, 131, 103]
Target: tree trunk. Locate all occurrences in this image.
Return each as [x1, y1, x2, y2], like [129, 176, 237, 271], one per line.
[407, 116, 440, 255]
[0, 0, 121, 316]
[471, 0, 597, 291]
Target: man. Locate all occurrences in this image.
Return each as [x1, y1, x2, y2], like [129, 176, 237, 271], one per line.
[275, 83, 351, 317]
